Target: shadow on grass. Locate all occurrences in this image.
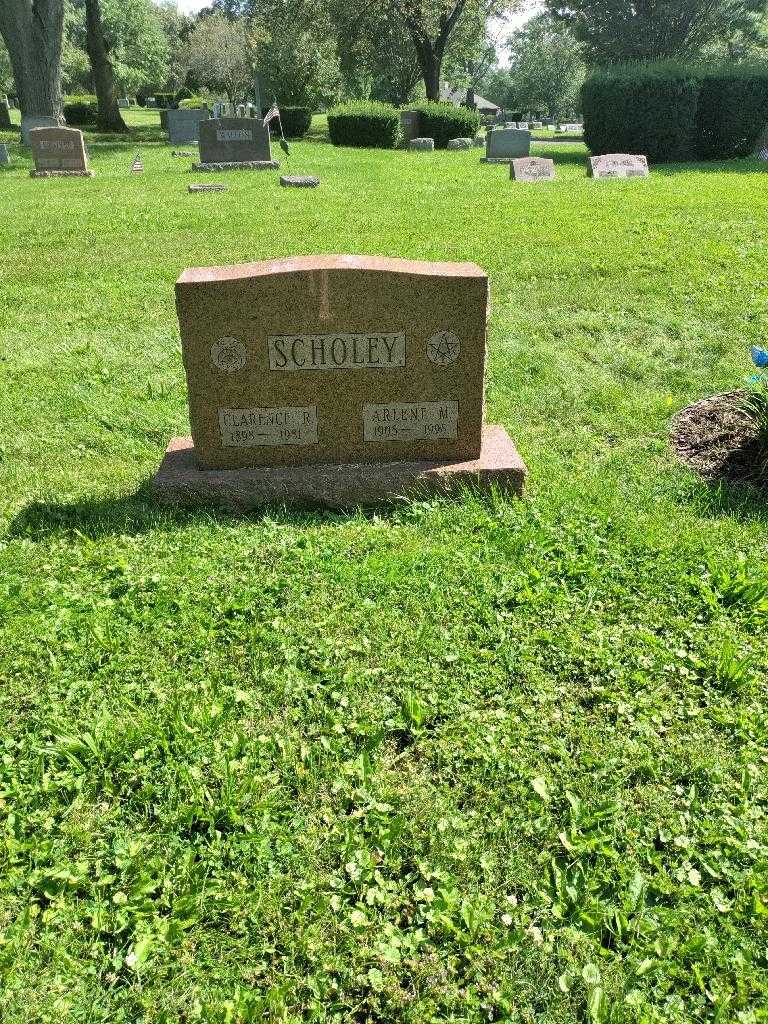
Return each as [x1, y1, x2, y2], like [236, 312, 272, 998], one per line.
[7, 480, 507, 540]
[84, 128, 166, 148]
[651, 158, 768, 176]
[7, 485, 361, 540]
[534, 146, 590, 166]
[680, 477, 768, 524]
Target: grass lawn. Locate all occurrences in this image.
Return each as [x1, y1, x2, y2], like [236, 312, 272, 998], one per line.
[1, 108, 768, 1024]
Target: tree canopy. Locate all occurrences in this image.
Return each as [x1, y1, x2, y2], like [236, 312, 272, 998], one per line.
[546, 0, 768, 63]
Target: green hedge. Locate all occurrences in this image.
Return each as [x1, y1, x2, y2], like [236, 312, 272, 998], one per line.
[64, 94, 97, 106]
[695, 66, 768, 159]
[327, 101, 400, 148]
[64, 101, 98, 126]
[178, 97, 206, 109]
[278, 106, 312, 138]
[582, 62, 768, 162]
[582, 63, 699, 162]
[154, 93, 175, 109]
[412, 101, 480, 149]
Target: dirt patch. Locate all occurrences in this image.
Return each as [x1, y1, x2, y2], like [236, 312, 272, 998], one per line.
[670, 390, 767, 485]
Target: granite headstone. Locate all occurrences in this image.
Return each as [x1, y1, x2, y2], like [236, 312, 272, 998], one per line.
[195, 116, 277, 170]
[29, 126, 92, 177]
[481, 127, 530, 163]
[167, 107, 209, 145]
[588, 153, 649, 178]
[511, 156, 555, 182]
[153, 254, 527, 506]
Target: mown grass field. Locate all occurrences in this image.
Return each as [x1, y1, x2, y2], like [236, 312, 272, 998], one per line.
[1, 108, 767, 1024]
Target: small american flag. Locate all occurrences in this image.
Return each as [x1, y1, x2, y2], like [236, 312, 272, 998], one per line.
[131, 153, 144, 173]
[758, 147, 768, 162]
[262, 103, 280, 127]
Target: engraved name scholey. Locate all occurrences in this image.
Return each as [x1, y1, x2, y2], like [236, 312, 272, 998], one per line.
[268, 332, 406, 371]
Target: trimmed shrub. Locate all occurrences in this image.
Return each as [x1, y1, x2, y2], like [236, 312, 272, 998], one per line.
[695, 66, 768, 159]
[64, 94, 97, 106]
[327, 101, 400, 148]
[412, 101, 480, 149]
[278, 106, 312, 138]
[581, 63, 700, 162]
[64, 101, 98, 126]
[413, 101, 480, 148]
[154, 93, 175, 109]
[178, 96, 206, 109]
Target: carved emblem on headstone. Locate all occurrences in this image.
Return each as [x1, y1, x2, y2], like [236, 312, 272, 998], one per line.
[211, 337, 247, 371]
[426, 331, 460, 366]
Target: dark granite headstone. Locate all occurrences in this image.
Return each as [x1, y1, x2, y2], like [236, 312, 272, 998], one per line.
[198, 117, 272, 164]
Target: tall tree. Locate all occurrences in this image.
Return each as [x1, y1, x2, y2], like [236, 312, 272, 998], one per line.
[0, 0, 65, 131]
[66, 0, 171, 99]
[546, 0, 768, 63]
[84, 0, 127, 130]
[0, 38, 14, 95]
[185, 13, 253, 100]
[506, 13, 585, 122]
[390, 0, 512, 100]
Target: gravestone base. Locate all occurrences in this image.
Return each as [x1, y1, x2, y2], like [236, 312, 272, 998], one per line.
[151, 425, 527, 510]
[192, 160, 279, 172]
[30, 169, 94, 178]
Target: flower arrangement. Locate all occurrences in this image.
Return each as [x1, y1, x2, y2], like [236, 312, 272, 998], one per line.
[741, 346, 768, 477]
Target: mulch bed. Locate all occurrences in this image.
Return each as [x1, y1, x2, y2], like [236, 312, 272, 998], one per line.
[670, 389, 767, 485]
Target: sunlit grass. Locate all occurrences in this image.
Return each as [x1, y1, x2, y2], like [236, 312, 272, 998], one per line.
[1, 112, 767, 1023]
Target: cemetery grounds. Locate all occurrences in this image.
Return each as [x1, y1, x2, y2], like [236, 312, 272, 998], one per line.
[1, 107, 767, 1023]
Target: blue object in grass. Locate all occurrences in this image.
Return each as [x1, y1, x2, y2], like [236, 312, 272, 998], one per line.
[751, 345, 768, 368]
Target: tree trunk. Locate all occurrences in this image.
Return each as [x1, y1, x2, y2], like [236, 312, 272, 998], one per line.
[422, 46, 441, 101]
[409, 35, 441, 101]
[395, 0, 468, 103]
[0, 0, 64, 135]
[84, 0, 127, 132]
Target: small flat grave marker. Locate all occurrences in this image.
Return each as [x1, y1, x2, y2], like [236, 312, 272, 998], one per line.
[189, 183, 229, 192]
[280, 175, 320, 187]
[588, 153, 649, 179]
[511, 156, 555, 182]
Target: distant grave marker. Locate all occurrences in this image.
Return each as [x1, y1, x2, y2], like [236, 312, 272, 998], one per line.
[481, 127, 530, 163]
[588, 153, 649, 179]
[29, 126, 92, 177]
[280, 175, 320, 187]
[511, 156, 555, 182]
[166, 107, 209, 145]
[194, 117, 278, 171]
[189, 183, 229, 192]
